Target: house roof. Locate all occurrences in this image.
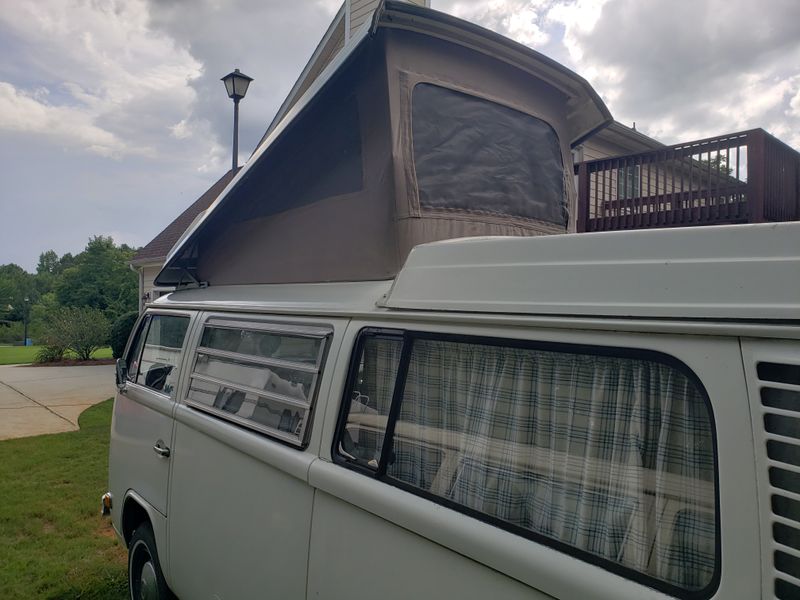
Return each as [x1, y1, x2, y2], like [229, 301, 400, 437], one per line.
[130, 168, 240, 266]
[600, 121, 665, 152]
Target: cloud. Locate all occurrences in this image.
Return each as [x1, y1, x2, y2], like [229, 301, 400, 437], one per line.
[0, 82, 136, 158]
[0, 0, 208, 161]
[548, 0, 800, 147]
[546, 0, 609, 62]
[445, 0, 551, 47]
[143, 0, 342, 165]
[436, 0, 800, 149]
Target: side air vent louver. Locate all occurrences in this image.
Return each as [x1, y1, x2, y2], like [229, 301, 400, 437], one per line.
[759, 360, 800, 599]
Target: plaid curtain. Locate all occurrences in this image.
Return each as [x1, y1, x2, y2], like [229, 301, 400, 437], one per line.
[387, 339, 715, 591]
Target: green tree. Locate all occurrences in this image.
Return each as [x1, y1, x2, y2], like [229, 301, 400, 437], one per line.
[37, 250, 60, 276]
[55, 237, 137, 321]
[35, 250, 61, 296]
[0, 264, 35, 322]
[695, 153, 734, 177]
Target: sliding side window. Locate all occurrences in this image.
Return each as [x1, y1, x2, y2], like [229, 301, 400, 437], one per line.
[336, 332, 718, 596]
[186, 319, 329, 446]
[338, 333, 403, 468]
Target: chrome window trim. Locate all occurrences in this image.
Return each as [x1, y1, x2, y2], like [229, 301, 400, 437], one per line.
[195, 346, 320, 373]
[204, 318, 330, 341]
[189, 372, 313, 410]
[128, 311, 194, 399]
[185, 398, 303, 445]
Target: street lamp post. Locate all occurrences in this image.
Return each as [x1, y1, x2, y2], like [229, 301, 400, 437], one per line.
[221, 68, 254, 171]
[23, 296, 30, 346]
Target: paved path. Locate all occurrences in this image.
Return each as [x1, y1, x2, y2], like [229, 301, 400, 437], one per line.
[0, 363, 116, 440]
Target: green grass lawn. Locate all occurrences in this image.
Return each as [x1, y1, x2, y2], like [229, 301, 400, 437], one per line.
[0, 399, 127, 599]
[0, 346, 113, 366]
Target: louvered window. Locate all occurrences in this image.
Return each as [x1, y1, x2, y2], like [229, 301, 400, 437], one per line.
[186, 318, 330, 447]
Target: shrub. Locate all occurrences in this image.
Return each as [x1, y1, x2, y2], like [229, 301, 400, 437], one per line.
[35, 344, 66, 363]
[110, 311, 139, 359]
[41, 307, 110, 361]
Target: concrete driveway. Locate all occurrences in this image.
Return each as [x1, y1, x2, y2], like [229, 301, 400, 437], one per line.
[0, 363, 116, 440]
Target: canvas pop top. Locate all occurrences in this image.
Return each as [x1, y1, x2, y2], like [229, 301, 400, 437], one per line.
[106, 2, 800, 600]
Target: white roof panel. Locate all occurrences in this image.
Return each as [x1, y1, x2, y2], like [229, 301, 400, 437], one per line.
[383, 222, 800, 321]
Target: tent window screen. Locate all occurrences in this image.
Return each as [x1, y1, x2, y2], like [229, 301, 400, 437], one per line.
[232, 93, 363, 222]
[411, 84, 566, 225]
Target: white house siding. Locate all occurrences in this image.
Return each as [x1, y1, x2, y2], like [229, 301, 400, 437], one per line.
[137, 264, 171, 312]
[348, 0, 429, 40]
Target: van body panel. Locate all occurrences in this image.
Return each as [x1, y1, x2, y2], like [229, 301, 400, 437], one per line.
[313, 319, 760, 599]
[108, 309, 196, 521]
[118, 489, 168, 571]
[166, 418, 315, 600]
[166, 312, 348, 598]
[307, 489, 556, 600]
[109, 387, 174, 517]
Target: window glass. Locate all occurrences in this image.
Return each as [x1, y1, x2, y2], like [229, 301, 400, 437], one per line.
[187, 322, 328, 445]
[338, 336, 403, 467]
[617, 164, 641, 200]
[187, 378, 305, 436]
[200, 326, 321, 365]
[339, 333, 717, 593]
[135, 315, 190, 397]
[412, 84, 565, 225]
[126, 316, 149, 382]
[194, 354, 314, 402]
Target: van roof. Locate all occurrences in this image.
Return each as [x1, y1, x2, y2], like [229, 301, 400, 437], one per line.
[155, 222, 800, 323]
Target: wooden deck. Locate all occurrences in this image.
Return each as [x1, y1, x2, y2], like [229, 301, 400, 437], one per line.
[576, 129, 800, 232]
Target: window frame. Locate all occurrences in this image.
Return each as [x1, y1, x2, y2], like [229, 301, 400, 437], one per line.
[333, 328, 721, 600]
[183, 316, 332, 449]
[125, 314, 151, 384]
[617, 163, 642, 200]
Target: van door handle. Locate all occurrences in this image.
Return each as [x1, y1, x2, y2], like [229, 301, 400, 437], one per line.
[153, 440, 171, 458]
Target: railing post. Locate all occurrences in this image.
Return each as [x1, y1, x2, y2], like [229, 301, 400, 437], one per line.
[747, 129, 767, 222]
[577, 162, 590, 232]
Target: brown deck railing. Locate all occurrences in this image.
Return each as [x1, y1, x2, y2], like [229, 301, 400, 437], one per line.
[576, 129, 800, 232]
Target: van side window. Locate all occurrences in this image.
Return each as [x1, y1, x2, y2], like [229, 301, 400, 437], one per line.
[185, 319, 329, 447]
[135, 315, 190, 397]
[336, 332, 718, 596]
[338, 334, 403, 468]
[126, 316, 150, 383]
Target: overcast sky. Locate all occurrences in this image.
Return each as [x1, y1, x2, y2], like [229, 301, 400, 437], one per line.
[1, 0, 798, 271]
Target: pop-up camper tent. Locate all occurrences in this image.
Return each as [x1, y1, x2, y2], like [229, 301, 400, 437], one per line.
[157, 0, 611, 287]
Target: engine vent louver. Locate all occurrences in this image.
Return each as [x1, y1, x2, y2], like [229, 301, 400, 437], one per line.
[759, 361, 800, 599]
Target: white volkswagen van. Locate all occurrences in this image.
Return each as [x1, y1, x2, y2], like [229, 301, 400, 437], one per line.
[107, 222, 800, 600]
[106, 3, 800, 599]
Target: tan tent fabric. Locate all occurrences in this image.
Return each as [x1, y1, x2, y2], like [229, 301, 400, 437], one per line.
[157, 2, 611, 287]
